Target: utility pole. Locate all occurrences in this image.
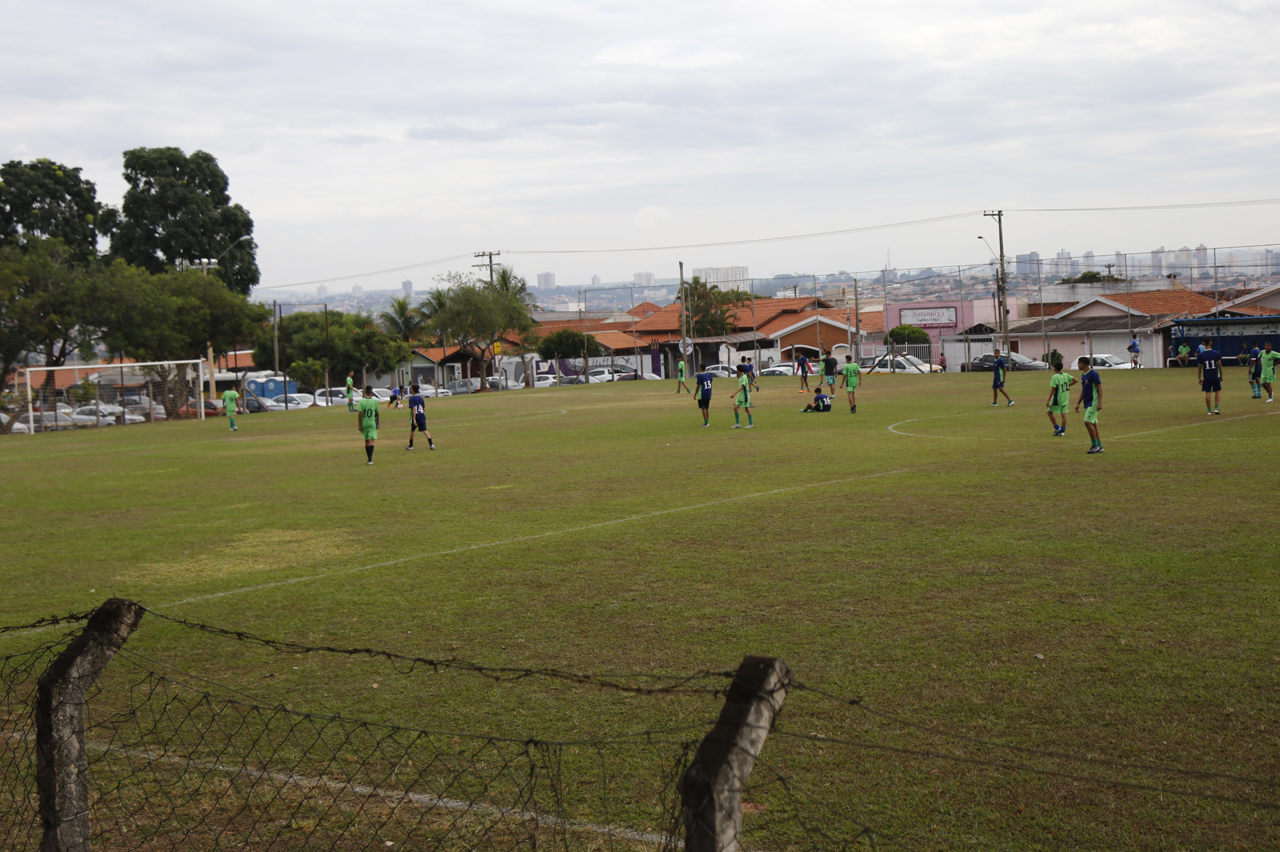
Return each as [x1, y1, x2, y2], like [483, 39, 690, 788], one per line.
[984, 210, 1011, 356]
[473, 251, 500, 285]
[678, 262, 687, 375]
[852, 278, 862, 361]
[958, 266, 969, 368]
[1038, 260, 1049, 361]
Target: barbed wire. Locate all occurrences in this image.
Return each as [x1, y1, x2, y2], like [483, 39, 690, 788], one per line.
[141, 608, 737, 696]
[0, 610, 94, 635]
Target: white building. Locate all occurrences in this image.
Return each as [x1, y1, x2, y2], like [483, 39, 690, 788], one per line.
[591, 275, 601, 287]
[402, 280, 413, 300]
[317, 285, 328, 300]
[537, 272, 556, 288]
[691, 266, 750, 289]
[633, 272, 655, 287]
[352, 284, 363, 299]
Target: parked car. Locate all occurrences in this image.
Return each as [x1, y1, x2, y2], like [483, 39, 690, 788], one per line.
[417, 385, 452, 397]
[527, 374, 558, 388]
[759, 364, 795, 376]
[176, 399, 223, 418]
[613, 370, 657, 381]
[487, 375, 519, 390]
[72, 406, 130, 426]
[861, 354, 940, 373]
[444, 378, 482, 395]
[369, 389, 393, 401]
[272, 394, 316, 408]
[967, 352, 1050, 372]
[1, 412, 31, 434]
[1082, 354, 1137, 370]
[76, 404, 145, 425]
[18, 412, 77, 431]
[703, 365, 736, 378]
[314, 388, 348, 406]
[243, 397, 285, 413]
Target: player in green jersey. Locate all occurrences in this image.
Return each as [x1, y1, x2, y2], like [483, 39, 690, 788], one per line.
[356, 386, 380, 464]
[731, 368, 754, 429]
[1260, 341, 1279, 403]
[1045, 362, 1076, 437]
[838, 355, 860, 413]
[221, 387, 241, 431]
[346, 371, 356, 411]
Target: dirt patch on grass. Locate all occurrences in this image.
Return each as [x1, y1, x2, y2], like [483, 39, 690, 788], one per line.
[120, 528, 357, 584]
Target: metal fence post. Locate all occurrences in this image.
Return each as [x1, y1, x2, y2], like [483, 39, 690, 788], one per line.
[681, 655, 791, 852]
[36, 599, 145, 852]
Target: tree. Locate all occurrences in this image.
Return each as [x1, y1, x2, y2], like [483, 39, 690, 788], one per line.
[288, 358, 326, 392]
[104, 147, 259, 294]
[537, 328, 602, 360]
[0, 160, 104, 262]
[348, 321, 411, 385]
[1060, 270, 1123, 285]
[424, 271, 535, 390]
[885, 324, 930, 345]
[379, 296, 425, 343]
[100, 265, 268, 417]
[685, 276, 750, 337]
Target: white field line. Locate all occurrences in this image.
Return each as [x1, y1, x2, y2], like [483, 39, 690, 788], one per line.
[887, 409, 1279, 441]
[156, 458, 964, 609]
[0, 731, 677, 847]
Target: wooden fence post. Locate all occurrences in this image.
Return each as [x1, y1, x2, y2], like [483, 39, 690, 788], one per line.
[681, 655, 792, 852]
[36, 599, 145, 852]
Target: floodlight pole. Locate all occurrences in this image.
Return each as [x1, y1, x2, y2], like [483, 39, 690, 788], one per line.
[853, 278, 862, 361]
[1037, 259, 1048, 361]
[983, 210, 1011, 357]
[25, 368, 34, 437]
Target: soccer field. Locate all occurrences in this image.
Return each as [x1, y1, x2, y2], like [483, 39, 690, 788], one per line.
[3, 369, 1277, 849]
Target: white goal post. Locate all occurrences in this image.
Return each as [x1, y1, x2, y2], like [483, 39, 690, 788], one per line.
[15, 359, 208, 436]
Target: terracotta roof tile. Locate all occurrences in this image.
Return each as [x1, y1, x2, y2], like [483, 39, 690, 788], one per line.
[589, 330, 646, 351]
[628, 301, 663, 317]
[1100, 290, 1217, 316]
[1027, 301, 1078, 318]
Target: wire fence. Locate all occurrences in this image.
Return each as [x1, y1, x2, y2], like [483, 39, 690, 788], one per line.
[1, 603, 1276, 851]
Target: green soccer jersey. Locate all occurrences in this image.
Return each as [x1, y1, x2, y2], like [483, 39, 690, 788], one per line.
[1178, 345, 1190, 356]
[1048, 373, 1071, 407]
[221, 390, 239, 413]
[1261, 350, 1280, 377]
[345, 376, 355, 396]
[841, 363, 860, 388]
[677, 361, 686, 379]
[357, 397, 380, 429]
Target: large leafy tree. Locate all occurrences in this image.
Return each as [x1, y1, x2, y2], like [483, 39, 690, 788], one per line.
[104, 147, 259, 294]
[252, 310, 409, 386]
[379, 295, 425, 342]
[0, 160, 104, 262]
[100, 265, 268, 417]
[685, 276, 750, 337]
[425, 274, 534, 390]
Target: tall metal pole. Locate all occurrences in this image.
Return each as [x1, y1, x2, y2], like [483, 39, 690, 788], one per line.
[679, 261, 687, 377]
[844, 286, 852, 354]
[579, 289, 587, 384]
[984, 210, 1011, 356]
[958, 266, 969, 369]
[853, 278, 862, 361]
[323, 304, 332, 400]
[273, 301, 280, 376]
[1037, 259, 1048, 361]
[25, 368, 34, 437]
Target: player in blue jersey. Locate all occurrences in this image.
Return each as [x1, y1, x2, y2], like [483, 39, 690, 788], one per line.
[800, 388, 832, 412]
[1075, 357, 1103, 454]
[1248, 341, 1262, 399]
[989, 348, 1014, 407]
[694, 369, 714, 426]
[1197, 339, 1223, 415]
[405, 385, 434, 450]
[797, 353, 811, 392]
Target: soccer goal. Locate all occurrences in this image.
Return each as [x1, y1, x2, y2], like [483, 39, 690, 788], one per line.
[12, 359, 209, 435]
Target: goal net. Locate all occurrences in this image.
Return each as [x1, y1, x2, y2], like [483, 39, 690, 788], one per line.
[10, 359, 209, 435]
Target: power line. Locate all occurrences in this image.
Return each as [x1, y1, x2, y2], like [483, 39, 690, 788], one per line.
[1010, 198, 1280, 213]
[253, 253, 473, 291]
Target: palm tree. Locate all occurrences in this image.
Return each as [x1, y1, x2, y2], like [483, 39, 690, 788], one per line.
[418, 288, 453, 392]
[491, 265, 538, 309]
[378, 296, 425, 343]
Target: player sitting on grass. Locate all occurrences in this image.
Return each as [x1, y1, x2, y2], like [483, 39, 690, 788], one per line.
[1075, 356, 1103, 454]
[221, 386, 240, 432]
[694, 368, 713, 426]
[732, 366, 754, 428]
[1046, 362, 1076, 437]
[800, 388, 832, 412]
[1197, 338, 1223, 415]
[406, 385, 434, 450]
[357, 386, 380, 465]
[1261, 341, 1279, 403]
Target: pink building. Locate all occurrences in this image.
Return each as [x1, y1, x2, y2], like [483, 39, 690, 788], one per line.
[884, 300, 1001, 347]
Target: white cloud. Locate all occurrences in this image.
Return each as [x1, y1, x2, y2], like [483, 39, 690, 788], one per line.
[1, 0, 1277, 290]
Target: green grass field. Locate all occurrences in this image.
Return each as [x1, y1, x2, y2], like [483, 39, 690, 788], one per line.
[2, 369, 1277, 850]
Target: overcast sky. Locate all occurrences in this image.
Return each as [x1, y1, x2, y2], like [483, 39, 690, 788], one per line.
[4, 0, 1278, 294]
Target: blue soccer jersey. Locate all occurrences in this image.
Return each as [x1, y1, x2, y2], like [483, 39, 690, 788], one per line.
[1250, 348, 1262, 373]
[408, 394, 425, 417]
[992, 358, 1006, 386]
[1198, 349, 1222, 380]
[695, 372, 713, 399]
[814, 393, 832, 411]
[1080, 369, 1101, 408]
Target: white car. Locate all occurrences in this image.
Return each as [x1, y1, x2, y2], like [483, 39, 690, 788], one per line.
[417, 385, 452, 397]
[1, 412, 30, 434]
[864, 355, 943, 374]
[527, 374, 558, 388]
[1084, 354, 1137, 370]
[587, 368, 625, 382]
[272, 393, 316, 408]
[75, 406, 144, 425]
[759, 364, 795, 376]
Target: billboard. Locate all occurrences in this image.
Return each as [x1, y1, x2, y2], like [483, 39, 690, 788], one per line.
[900, 307, 958, 328]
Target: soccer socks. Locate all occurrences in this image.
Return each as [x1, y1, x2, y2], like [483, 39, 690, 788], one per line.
[365, 445, 374, 463]
[428, 437, 434, 448]
[228, 417, 236, 430]
[734, 412, 740, 425]
[747, 413, 753, 427]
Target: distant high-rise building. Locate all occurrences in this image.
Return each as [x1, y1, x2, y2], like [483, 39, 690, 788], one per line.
[633, 272, 656, 287]
[1266, 249, 1280, 276]
[1195, 243, 1209, 268]
[1114, 252, 1126, 278]
[402, 280, 413, 300]
[1150, 247, 1165, 278]
[591, 275, 601, 287]
[537, 272, 556, 288]
[1015, 252, 1041, 276]
[317, 285, 328, 300]
[691, 266, 750, 290]
[352, 284, 363, 299]
[1055, 250, 1072, 277]
[1083, 251, 1095, 272]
